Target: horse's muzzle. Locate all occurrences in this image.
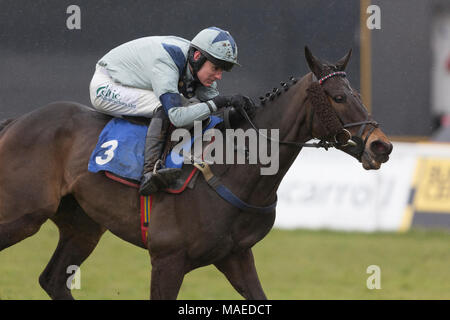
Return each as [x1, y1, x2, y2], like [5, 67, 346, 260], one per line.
[370, 139, 393, 163]
[361, 139, 393, 170]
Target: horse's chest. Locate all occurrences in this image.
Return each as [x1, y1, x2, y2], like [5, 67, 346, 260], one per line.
[185, 212, 275, 264]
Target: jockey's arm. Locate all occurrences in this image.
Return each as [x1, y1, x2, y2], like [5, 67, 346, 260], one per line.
[160, 92, 219, 128]
[151, 60, 254, 128]
[151, 61, 221, 128]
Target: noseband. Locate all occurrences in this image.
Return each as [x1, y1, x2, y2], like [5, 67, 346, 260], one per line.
[240, 71, 379, 160]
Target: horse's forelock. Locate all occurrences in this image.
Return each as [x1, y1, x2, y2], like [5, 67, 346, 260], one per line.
[306, 82, 342, 137]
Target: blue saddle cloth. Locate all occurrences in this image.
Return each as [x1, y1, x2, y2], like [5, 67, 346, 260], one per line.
[88, 116, 223, 182]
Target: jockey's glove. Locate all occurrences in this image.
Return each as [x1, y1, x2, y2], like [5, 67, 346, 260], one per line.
[211, 95, 232, 109]
[212, 94, 257, 119]
[231, 95, 257, 120]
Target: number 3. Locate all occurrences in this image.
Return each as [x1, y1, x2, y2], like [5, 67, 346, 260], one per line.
[95, 140, 118, 165]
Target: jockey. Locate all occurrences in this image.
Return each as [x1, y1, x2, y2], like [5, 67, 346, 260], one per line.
[89, 27, 256, 195]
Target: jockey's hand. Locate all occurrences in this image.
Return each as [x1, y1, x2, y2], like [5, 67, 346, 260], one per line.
[230, 94, 257, 119]
[212, 94, 257, 119]
[211, 95, 232, 109]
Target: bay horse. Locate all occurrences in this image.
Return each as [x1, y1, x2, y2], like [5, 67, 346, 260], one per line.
[0, 47, 392, 299]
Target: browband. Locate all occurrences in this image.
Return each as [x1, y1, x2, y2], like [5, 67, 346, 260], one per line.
[317, 71, 347, 85]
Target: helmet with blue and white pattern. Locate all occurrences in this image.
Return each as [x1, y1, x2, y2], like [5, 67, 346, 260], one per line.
[190, 27, 239, 72]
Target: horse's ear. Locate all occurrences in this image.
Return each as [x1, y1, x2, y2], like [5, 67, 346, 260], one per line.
[335, 48, 352, 71]
[304, 46, 323, 78]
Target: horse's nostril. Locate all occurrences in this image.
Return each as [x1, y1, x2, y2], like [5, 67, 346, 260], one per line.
[370, 140, 393, 155]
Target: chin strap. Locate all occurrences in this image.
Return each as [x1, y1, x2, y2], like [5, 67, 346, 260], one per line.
[187, 47, 206, 81]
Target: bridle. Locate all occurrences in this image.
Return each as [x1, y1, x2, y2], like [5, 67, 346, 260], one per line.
[191, 71, 379, 214]
[238, 71, 379, 160]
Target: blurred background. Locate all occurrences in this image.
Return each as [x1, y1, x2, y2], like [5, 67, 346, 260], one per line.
[1, 0, 450, 136]
[0, 0, 449, 299]
[0, 0, 360, 119]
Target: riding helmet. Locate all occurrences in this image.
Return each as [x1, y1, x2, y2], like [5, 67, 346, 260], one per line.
[188, 27, 240, 75]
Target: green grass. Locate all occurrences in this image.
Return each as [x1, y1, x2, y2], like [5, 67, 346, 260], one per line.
[1, 221, 449, 299]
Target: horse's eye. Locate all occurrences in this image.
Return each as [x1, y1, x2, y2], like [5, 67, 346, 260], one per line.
[333, 95, 346, 103]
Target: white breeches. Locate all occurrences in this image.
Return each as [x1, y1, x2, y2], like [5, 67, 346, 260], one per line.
[89, 65, 162, 118]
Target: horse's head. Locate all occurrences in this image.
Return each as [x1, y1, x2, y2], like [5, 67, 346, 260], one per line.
[304, 46, 392, 170]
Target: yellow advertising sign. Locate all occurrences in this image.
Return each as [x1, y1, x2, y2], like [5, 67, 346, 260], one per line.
[413, 158, 450, 214]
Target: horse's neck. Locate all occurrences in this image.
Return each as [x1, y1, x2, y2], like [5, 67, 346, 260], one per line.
[222, 74, 313, 204]
[253, 73, 312, 143]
